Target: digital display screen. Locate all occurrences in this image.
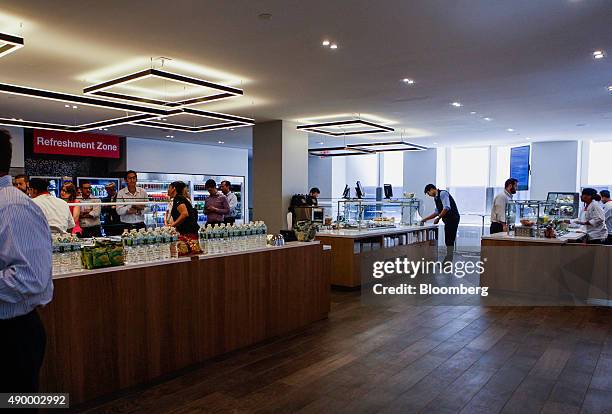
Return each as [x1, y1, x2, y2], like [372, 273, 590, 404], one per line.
[510, 146, 530, 191]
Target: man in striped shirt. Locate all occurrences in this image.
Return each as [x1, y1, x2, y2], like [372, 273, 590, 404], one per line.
[0, 129, 53, 394]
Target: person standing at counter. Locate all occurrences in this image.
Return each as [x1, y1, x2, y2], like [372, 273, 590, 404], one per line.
[308, 187, 320, 206]
[575, 188, 607, 244]
[168, 181, 200, 236]
[101, 182, 122, 236]
[204, 179, 229, 226]
[490, 178, 518, 234]
[220, 180, 237, 224]
[78, 180, 102, 238]
[421, 184, 460, 262]
[600, 190, 612, 245]
[0, 130, 53, 394]
[60, 182, 82, 236]
[31, 178, 75, 234]
[13, 174, 28, 194]
[116, 170, 148, 231]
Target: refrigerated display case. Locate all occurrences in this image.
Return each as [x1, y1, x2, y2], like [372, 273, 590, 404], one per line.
[545, 192, 580, 219]
[192, 175, 245, 224]
[31, 176, 63, 197]
[336, 198, 421, 229]
[506, 200, 556, 238]
[76, 177, 121, 199]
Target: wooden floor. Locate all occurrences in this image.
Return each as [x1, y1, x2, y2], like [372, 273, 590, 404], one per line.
[75, 291, 612, 414]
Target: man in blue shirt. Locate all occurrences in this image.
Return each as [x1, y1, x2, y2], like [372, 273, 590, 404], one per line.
[0, 129, 53, 394]
[421, 184, 461, 262]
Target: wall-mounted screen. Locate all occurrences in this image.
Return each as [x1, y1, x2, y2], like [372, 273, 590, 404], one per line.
[510, 145, 530, 191]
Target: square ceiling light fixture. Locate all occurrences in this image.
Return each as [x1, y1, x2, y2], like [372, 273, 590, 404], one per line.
[133, 107, 254, 132]
[0, 32, 24, 59]
[308, 145, 375, 157]
[347, 141, 427, 152]
[309, 141, 427, 157]
[0, 83, 167, 132]
[297, 119, 394, 136]
[83, 68, 244, 108]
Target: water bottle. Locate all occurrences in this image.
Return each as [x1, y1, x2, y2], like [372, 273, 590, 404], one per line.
[52, 242, 60, 274]
[261, 222, 268, 247]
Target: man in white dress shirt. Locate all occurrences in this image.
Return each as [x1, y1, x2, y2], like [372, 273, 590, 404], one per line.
[116, 170, 149, 231]
[0, 130, 53, 393]
[221, 180, 238, 224]
[30, 177, 75, 233]
[490, 178, 518, 234]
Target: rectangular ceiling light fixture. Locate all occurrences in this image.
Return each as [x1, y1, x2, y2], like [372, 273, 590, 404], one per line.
[348, 141, 428, 152]
[308, 145, 375, 157]
[132, 107, 255, 133]
[309, 141, 427, 157]
[83, 68, 244, 108]
[297, 119, 394, 136]
[0, 32, 24, 59]
[0, 82, 253, 134]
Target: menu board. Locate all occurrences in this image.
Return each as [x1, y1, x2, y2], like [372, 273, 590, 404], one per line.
[510, 145, 530, 191]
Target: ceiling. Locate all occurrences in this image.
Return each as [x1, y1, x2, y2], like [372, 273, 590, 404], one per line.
[1, 0, 612, 150]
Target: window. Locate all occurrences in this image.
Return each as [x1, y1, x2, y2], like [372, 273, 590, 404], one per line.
[588, 141, 612, 186]
[448, 147, 489, 187]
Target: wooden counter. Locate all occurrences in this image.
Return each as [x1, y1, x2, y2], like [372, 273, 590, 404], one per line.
[481, 236, 611, 305]
[39, 242, 330, 406]
[316, 225, 439, 287]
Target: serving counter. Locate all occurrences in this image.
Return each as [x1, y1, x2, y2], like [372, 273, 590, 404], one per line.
[316, 225, 438, 287]
[39, 242, 330, 406]
[480, 233, 612, 305]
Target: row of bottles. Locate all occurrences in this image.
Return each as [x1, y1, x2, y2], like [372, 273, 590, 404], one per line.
[52, 235, 82, 274]
[198, 222, 268, 254]
[121, 228, 179, 264]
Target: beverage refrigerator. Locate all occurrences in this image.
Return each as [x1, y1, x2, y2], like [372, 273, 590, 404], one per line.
[192, 175, 245, 224]
[31, 176, 63, 197]
[76, 177, 121, 198]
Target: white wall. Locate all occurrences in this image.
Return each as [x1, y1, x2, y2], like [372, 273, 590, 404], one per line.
[126, 137, 248, 177]
[404, 148, 438, 215]
[345, 154, 379, 188]
[530, 141, 579, 200]
[331, 156, 347, 199]
[7, 127, 24, 168]
[308, 156, 332, 198]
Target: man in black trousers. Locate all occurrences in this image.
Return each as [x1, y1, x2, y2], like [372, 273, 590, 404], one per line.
[421, 184, 461, 263]
[0, 129, 53, 401]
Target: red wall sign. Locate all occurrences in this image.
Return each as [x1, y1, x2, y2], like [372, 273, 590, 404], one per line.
[33, 129, 121, 159]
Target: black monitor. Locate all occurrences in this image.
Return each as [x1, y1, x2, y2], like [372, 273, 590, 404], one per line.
[342, 185, 350, 199]
[355, 181, 364, 199]
[383, 184, 393, 199]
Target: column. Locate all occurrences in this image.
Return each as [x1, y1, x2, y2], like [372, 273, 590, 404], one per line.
[252, 120, 309, 233]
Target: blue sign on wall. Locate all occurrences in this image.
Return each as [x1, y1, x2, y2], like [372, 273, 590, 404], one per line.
[510, 145, 530, 191]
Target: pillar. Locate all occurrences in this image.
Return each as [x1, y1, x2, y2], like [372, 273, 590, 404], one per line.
[252, 120, 308, 233]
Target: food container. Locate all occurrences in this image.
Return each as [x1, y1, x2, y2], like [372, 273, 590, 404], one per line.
[81, 240, 125, 270]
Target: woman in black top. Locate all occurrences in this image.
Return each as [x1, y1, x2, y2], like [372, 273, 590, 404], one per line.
[167, 181, 200, 236]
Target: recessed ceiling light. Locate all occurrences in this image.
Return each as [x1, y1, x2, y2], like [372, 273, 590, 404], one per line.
[72, 105, 78, 109]
[318, 141, 324, 145]
[525, 137, 531, 140]
[166, 135, 174, 138]
[433, 142, 438, 145]
[258, 13, 272, 20]
[322, 40, 330, 46]
[402, 78, 415, 84]
[483, 117, 492, 121]
[330, 43, 338, 49]
[470, 111, 476, 115]
[229, 128, 235, 131]
[218, 140, 225, 144]
[607, 86, 612, 92]
[64, 104, 70, 108]
[506, 128, 515, 132]
[450, 102, 462, 107]
[593, 50, 605, 59]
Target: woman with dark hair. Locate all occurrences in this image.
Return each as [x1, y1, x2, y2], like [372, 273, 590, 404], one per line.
[167, 181, 199, 236]
[575, 188, 607, 244]
[60, 182, 82, 236]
